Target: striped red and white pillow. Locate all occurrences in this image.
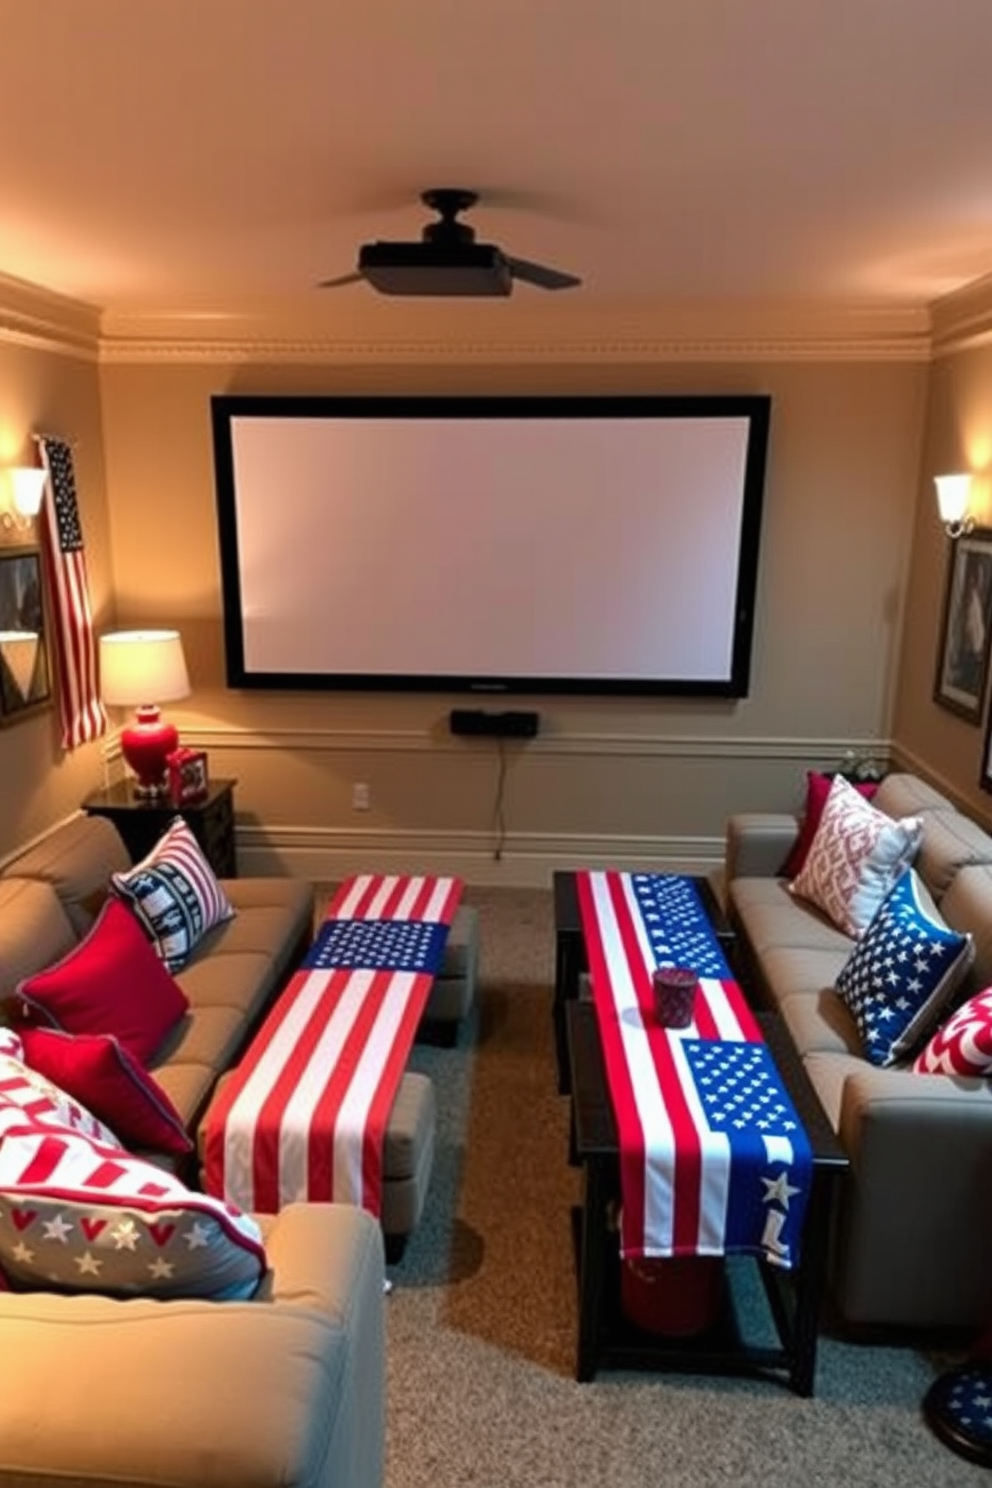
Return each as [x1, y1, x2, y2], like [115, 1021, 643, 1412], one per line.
[111, 817, 234, 972]
[0, 1029, 122, 1148]
[0, 1103, 265, 1298]
[913, 988, 992, 1076]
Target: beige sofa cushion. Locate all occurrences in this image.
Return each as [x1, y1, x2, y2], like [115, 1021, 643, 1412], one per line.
[941, 862, 992, 997]
[0, 1203, 385, 1488]
[872, 771, 955, 820]
[0, 879, 77, 1000]
[2, 815, 130, 936]
[913, 809, 992, 902]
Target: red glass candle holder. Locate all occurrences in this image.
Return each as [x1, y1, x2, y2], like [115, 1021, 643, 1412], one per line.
[651, 967, 699, 1029]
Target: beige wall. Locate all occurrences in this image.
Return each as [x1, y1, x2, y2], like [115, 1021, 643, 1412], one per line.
[94, 350, 927, 882]
[891, 323, 992, 824]
[0, 267, 949, 884]
[0, 314, 112, 862]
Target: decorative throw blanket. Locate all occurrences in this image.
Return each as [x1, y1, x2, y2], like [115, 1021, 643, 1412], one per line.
[203, 874, 463, 1217]
[576, 871, 812, 1267]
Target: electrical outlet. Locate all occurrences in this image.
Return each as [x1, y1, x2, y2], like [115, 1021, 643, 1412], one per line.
[352, 781, 371, 811]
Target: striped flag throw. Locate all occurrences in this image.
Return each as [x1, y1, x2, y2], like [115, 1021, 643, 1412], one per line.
[204, 874, 464, 1217]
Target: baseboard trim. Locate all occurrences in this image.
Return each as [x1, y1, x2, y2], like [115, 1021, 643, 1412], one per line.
[236, 824, 725, 888]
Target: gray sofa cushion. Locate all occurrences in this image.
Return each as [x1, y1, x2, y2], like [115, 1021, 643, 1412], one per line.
[778, 987, 862, 1060]
[729, 877, 854, 956]
[941, 862, 992, 997]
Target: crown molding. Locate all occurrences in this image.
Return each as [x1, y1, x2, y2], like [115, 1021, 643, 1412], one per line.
[929, 273, 992, 357]
[0, 272, 100, 360]
[97, 298, 932, 366]
[0, 273, 935, 365]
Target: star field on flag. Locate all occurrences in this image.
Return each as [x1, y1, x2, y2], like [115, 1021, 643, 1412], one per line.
[629, 873, 732, 977]
[304, 918, 451, 973]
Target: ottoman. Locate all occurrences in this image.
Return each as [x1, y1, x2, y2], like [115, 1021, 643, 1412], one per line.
[419, 904, 480, 1045]
[198, 1068, 436, 1262]
[381, 1071, 436, 1260]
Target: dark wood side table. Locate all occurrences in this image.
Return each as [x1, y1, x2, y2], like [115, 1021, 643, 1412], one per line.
[83, 777, 238, 878]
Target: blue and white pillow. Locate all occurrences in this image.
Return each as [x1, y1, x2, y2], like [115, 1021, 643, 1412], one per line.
[836, 868, 974, 1067]
[111, 818, 234, 972]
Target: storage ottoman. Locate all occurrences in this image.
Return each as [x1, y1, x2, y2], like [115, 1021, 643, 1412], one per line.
[198, 1069, 436, 1262]
[419, 904, 480, 1044]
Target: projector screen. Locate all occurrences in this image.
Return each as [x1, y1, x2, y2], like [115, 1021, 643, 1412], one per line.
[211, 393, 770, 697]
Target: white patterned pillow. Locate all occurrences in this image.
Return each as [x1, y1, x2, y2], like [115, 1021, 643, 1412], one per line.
[0, 1107, 266, 1299]
[789, 773, 922, 937]
[0, 1029, 121, 1149]
[111, 817, 235, 972]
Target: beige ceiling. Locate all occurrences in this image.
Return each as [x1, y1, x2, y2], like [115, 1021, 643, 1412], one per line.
[1, 0, 991, 329]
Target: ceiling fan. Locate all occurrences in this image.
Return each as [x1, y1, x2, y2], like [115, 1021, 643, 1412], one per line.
[318, 188, 582, 297]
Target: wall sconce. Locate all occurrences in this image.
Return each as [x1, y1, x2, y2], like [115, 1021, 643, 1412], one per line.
[934, 473, 974, 539]
[1, 467, 48, 532]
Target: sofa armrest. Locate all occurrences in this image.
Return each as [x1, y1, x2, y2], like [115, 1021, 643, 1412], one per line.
[724, 812, 798, 881]
[833, 1062, 992, 1326]
[0, 1203, 386, 1488]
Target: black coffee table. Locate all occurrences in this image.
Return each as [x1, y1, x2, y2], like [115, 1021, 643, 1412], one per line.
[564, 982, 848, 1394]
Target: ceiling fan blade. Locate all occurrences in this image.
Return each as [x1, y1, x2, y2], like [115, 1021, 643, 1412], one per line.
[316, 270, 365, 289]
[505, 256, 582, 291]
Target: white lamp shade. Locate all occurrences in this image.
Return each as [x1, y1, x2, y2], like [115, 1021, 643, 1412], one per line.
[934, 473, 972, 526]
[99, 629, 191, 706]
[8, 467, 48, 516]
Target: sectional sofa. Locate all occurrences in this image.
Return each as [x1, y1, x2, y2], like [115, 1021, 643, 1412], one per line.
[0, 812, 393, 1488]
[725, 771, 992, 1333]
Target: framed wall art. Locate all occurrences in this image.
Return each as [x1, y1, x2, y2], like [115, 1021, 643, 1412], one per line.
[934, 529, 992, 723]
[0, 547, 52, 725]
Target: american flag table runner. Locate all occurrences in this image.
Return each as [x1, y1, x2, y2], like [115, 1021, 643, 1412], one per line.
[576, 871, 812, 1267]
[203, 874, 463, 1218]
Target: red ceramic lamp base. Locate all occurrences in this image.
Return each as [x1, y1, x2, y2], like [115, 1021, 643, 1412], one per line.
[120, 706, 179, 798]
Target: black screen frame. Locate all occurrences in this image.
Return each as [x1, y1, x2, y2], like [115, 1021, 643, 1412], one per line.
[211, 392, 771, 698]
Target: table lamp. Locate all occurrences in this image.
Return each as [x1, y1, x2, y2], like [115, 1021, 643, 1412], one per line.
[99, 629, 191, 797]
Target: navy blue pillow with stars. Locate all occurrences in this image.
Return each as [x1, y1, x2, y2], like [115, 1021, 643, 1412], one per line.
[836, 868, 974, 1067]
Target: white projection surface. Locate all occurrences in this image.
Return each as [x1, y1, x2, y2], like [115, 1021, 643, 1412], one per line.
[213, 397, 769, 696]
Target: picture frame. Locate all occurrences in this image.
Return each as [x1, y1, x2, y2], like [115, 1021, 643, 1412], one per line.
[934, 529, 992, 723]
[168, 746, 209, 805]
[0, 547, 53, 726]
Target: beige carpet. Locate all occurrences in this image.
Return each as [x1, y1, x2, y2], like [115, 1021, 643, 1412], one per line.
[347, 886, 984, 1488]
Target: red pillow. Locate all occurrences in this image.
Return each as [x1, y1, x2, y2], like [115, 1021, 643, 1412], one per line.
[781, 771, 879, 880]
[11, 898, 189, 1063]
[17, 1026, 192, 1157]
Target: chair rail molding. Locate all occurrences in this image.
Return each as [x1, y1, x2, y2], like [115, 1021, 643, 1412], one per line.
[179, 722, 890, 764]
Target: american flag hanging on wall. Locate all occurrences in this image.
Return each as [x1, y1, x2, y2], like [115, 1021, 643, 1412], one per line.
[36, 436, 107, 750]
